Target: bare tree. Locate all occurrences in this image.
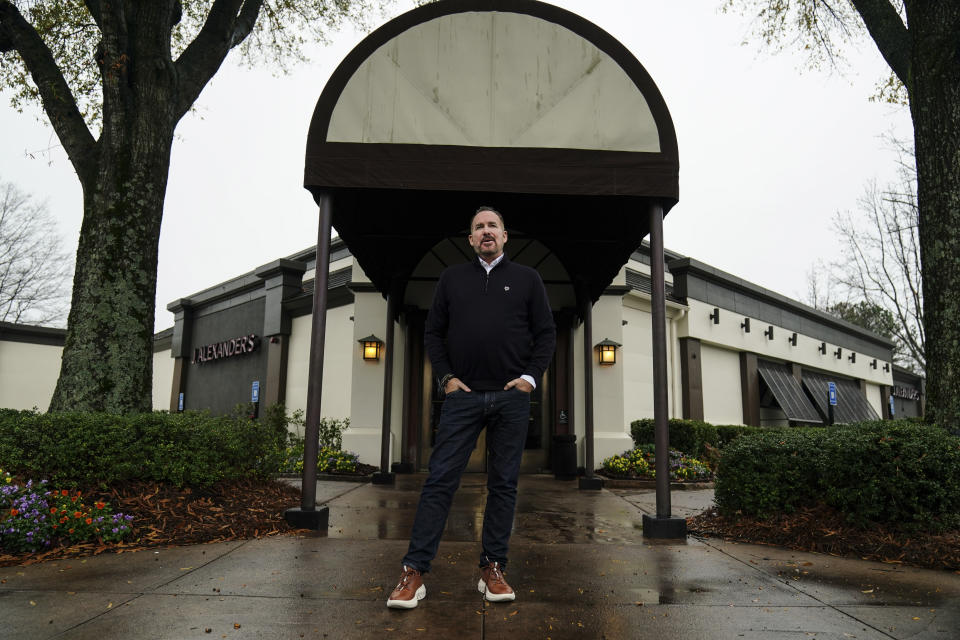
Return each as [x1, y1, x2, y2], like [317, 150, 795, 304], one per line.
[831, 138, 924, 372]
[0, 179, 71, 326]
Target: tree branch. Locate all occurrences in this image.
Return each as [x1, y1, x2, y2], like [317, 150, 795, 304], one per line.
[173, 0, 263, 120]
[849, 0, 912, 85]
[0, 1, 96, 181]
[83, 0, 103, 29]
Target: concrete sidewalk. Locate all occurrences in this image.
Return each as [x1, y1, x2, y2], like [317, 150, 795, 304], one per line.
[1, 475, 958, 639]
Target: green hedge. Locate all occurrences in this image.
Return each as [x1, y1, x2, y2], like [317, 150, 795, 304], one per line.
[715, 420, 960, 532]
[0, 409, 285, 487]
[630, 418, 768, 457]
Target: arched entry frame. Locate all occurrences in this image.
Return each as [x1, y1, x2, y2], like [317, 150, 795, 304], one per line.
[287, 0, 684, 538]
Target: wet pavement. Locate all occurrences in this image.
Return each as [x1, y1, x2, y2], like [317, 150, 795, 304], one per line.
[2, 474, 959, 639]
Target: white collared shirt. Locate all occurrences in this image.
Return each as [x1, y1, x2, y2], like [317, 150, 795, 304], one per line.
[478, 253, 505, 273]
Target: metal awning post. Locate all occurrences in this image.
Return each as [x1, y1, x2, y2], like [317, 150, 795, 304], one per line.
[373, 293, 397, 484]
[285, 193, 333, 529]
[643, 200, 686, 537]
[579, 285, 603, 490]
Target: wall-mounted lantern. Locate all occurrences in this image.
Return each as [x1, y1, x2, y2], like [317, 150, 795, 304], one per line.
[818, 342, 827, 355]
[741, 318, 751, 333]
[848, 352, 856, 363]
[871, 358, 878, 369]
[595, 338, 622, 366]
[359, 334, 383, 361]
[788, 332, 798, 347]
[709, 308, 720, 324]
[834, 347, 843, 359]
[764, 325, 774, 340]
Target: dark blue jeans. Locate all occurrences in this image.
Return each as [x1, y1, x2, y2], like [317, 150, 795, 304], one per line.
[402, 388, 530, 573]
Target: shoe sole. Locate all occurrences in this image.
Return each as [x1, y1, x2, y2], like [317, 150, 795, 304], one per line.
[387, 584, 426, 609]
[478, 578, 515, 602]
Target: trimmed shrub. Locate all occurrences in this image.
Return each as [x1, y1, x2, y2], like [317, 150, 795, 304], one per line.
[715, 421, 960, 532]
[630, 418, 766, 457]
[0, 409, 285, 487]
[714, 428, 827, 517]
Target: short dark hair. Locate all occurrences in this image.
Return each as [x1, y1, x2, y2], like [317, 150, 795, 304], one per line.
[471, 206, 505, 230]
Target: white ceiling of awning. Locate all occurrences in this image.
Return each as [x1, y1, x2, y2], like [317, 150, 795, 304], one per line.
[326, 11, 660, 152]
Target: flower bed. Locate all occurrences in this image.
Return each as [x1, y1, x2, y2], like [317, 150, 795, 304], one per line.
[0, 468, 132, 554]
[599, 445, 712, 482]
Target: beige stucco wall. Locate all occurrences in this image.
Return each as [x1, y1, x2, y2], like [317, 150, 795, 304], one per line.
[0, 341, 62, 411]
[864, 382, 883, 418]
[152, 348, 174, 410]
[699, 343, 744, 425]
[285, 304, 355, 422]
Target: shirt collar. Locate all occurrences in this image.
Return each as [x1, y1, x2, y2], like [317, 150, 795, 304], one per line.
[478, 253, 505, 273]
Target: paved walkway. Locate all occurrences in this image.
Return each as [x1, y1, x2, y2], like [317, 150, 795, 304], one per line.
[2, 475, 958, 639]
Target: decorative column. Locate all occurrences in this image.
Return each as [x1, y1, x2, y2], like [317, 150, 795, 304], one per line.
[166, 299, 193, 412]
[255, 259, 308, 408]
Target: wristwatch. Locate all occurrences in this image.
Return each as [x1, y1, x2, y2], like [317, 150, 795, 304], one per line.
[438, 373, 455, 395]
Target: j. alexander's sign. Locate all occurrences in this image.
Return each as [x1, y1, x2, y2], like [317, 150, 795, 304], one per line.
[192, 334, 258, 365]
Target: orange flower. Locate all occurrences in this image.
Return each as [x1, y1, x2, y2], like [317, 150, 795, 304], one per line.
[60, 517, 68, 523]
[9, 508, 18, 517]
[61, 489, 69, 496]
[85, 517, 93, 525]
[52, 524, 58, 530]
[73, 511, 82, 519]
[68, 528, 75, 534]
[71, 496, 78, 503]
[95, 502, 105, 510]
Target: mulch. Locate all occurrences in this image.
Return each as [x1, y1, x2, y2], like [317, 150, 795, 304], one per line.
[0, 478, 306, 567]
[688, 503, 960, 573]
[5, 481, 960, 573]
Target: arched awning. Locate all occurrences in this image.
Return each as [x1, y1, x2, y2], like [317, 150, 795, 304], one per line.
[304, 0, 679, 302]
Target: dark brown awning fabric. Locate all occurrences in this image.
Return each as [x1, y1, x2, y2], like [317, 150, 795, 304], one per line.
[302, 0, 680, 303]
[757, 360, 822, 424]
[802, 370, 880, 424]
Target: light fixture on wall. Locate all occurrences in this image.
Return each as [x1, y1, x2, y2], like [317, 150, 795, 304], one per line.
[884, 362, 890, 373]
[849, 352, 856, 363]
[709, 308, 720, 324]
[871, 358, 878, 369]
[595, 338, 621, 365]
[819, 342, 827, 355]
[834, 347, 843, 359]
[359, 334, 383, 361]
[788, 332, 798, 347]
[741, 318, 751, 333]
[764, 325, 774, 340]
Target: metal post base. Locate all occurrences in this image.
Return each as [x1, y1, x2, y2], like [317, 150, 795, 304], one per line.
[372, 471, 396, 485]
[284, 506, 329, 530]
[642, 514, 687, 539]
[578, 476, 604, 490]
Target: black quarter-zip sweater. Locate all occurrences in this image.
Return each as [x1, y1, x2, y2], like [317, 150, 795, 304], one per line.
[424, 255, 557, 391]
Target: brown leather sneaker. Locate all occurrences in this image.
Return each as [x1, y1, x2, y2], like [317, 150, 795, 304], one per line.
[387, 565, 426, 609]
[478, 561, 515, 602]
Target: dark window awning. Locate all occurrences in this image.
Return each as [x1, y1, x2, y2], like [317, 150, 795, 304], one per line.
[802, 370, 880, 424]
[757, 360, 822, 424]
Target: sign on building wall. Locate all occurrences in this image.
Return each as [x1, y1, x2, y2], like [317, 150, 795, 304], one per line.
[191, 334, 258, 365]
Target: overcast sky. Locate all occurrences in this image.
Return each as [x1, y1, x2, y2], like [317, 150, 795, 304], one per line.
[0, 0, 912, 330]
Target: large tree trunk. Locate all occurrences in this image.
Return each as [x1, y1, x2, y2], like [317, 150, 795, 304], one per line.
[48, 132, 172, 413]
[908, 2, 960, 429]
[49, 2, 178, 413]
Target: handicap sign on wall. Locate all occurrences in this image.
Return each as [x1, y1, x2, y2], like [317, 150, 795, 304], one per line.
[251, 380, 260, 403]
[828, 382, 837, 406]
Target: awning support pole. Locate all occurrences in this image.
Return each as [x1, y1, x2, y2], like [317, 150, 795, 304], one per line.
[643, 200, 686, 537]
[579, 286, 602, 490]
[373, 293, 397, 484]
[285, 193, 333, 530]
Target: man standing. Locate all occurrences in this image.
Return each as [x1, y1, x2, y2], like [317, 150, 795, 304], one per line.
[387, 206, 556, 609]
